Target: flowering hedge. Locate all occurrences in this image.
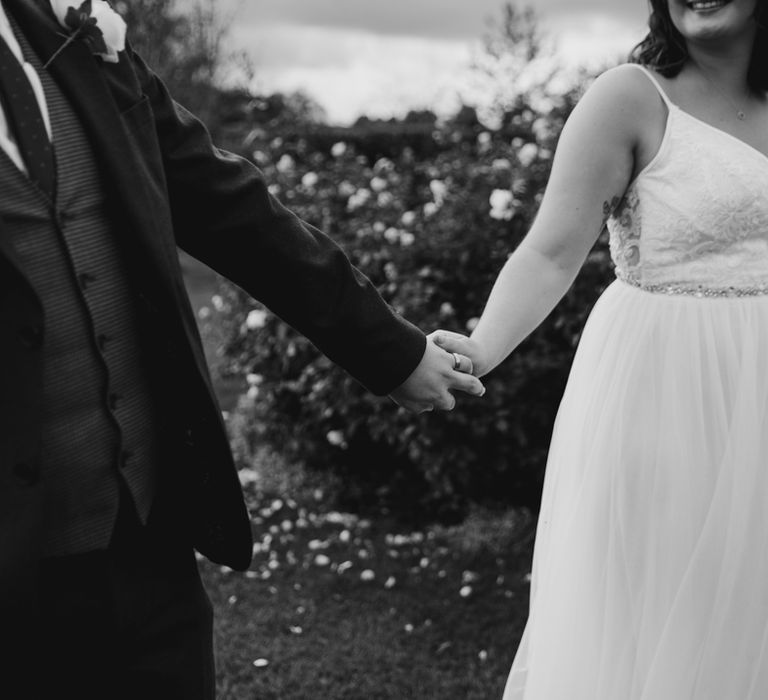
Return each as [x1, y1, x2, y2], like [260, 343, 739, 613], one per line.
[213, 92, 614, 520]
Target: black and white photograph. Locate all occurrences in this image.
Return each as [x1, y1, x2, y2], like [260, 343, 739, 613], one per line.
[1, 0, 767, 698]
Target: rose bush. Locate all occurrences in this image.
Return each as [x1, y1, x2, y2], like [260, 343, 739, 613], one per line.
[214, 86, 614, 522]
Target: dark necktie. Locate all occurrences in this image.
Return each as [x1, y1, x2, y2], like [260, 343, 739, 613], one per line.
[0, 33, 55, 199]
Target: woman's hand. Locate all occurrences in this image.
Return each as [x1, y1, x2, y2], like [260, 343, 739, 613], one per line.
[429, 330, 490, 378]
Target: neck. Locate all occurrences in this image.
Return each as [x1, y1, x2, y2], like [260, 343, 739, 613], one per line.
[685, 29, 756, 95]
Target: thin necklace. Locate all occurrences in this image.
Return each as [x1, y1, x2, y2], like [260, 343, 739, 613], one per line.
[697, 66, 747, 120]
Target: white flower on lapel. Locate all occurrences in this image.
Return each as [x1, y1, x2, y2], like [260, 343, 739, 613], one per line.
[47, 0, 127, 66]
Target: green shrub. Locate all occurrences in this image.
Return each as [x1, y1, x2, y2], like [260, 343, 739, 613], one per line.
[215, 91, 614, 521]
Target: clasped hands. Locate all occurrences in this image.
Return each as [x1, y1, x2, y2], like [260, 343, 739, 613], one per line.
[389, 329, 488, 413]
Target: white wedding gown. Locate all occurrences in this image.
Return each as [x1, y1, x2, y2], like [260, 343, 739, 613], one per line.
[504, 65, 768, 699]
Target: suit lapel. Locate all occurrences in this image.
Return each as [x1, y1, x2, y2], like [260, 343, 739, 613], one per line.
[0, 0, 179, 299]
[4, 0, 146, 202]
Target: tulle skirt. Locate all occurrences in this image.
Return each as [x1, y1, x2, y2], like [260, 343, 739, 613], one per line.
[504, 279, 768, 700]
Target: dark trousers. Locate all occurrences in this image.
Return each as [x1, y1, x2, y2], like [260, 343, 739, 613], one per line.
[20, 491, 215, 700]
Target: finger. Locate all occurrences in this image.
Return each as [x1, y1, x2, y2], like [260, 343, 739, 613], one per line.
[432, 334, 473, 359]
[450, 352, 474, 375]
[430, 330, 468, 349]
[448, 371, 486, 397]
[432, 391, 456, 411]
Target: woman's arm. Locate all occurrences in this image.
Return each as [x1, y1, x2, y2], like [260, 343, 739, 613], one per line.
[435, 65, 658, 376]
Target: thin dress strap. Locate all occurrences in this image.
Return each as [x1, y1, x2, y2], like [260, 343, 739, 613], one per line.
[625, 64, 676, 110]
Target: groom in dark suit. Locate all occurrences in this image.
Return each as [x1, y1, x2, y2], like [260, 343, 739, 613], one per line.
[0, 1, 484, 697]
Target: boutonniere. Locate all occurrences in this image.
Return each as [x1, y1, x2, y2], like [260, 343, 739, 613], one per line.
[45, 0, 127, 68]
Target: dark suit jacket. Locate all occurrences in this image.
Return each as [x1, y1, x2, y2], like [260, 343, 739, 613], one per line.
[0, 0, 425, 602]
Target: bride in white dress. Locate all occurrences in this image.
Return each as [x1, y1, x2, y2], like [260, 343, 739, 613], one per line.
[435, 0, 768, 697]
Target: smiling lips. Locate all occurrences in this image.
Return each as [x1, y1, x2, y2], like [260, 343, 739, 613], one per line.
[685, 0, 733, 10]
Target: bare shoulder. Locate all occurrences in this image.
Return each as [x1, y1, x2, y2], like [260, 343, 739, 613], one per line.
[572, 64, 666, 132]
[559, 63, 668, 178]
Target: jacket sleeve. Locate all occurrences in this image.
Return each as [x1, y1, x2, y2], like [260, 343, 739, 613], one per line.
[125, 48, 426, 396]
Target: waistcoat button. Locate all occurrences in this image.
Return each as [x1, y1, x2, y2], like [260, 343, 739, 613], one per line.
[18, 324, 43, 349]
[78, 272, 96, 290]
[13, 461, 40, 486]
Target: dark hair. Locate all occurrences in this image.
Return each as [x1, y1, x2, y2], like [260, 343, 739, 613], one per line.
[629, 0, 768, 92]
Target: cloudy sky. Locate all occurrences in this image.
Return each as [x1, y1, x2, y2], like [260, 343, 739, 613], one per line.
[219, 0, 650, 124]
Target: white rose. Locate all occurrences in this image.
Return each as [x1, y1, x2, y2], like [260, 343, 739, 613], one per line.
[331, 142, 347, 158]
[50, 0, 127, 63]
[429, 179, 448, 204]
[531, 117, 551, 143]
[245, 309, 268, 330]
[338, 181, 356, 197]
[276, 154, 295, 173]
[517, 143, 539, 168]
[326, 430, 345, 446]
[347, 188, 371, 212]
[373, 157, 394, 173]
[251, 150, 268, 166]
[370, 176, 388, 193]
[384, 227, 400, 244]
[490, 189, 513, 211]
[301, 171, 319, 189]
[489, 189, 514, 221]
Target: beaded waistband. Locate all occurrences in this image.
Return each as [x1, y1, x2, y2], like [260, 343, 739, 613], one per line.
[616, 272, 768, 298]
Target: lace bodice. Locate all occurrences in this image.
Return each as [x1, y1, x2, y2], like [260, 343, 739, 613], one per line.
[607, 65, 768, 296]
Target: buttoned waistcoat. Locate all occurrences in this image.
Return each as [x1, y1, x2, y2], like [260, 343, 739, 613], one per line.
[0, 0, 426, 617]
[1, 10, 164, 557]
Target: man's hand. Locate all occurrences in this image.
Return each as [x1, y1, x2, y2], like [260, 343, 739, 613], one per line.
[389, 337, 485, 413]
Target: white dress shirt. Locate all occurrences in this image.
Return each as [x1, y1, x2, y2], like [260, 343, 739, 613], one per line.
[0, 2, 52, 175]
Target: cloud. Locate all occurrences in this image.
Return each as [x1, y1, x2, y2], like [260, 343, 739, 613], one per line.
[220, 1, 650, 124]
[225, 0, 646, 41]
[237, 23, 474, 124]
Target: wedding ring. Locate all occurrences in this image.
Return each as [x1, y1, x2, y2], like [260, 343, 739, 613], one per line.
[452, 352, 462, 371]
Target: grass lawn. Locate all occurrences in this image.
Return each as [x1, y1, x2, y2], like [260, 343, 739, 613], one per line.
[200, 470, 535, 700]
[181, 251, 535, 698]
